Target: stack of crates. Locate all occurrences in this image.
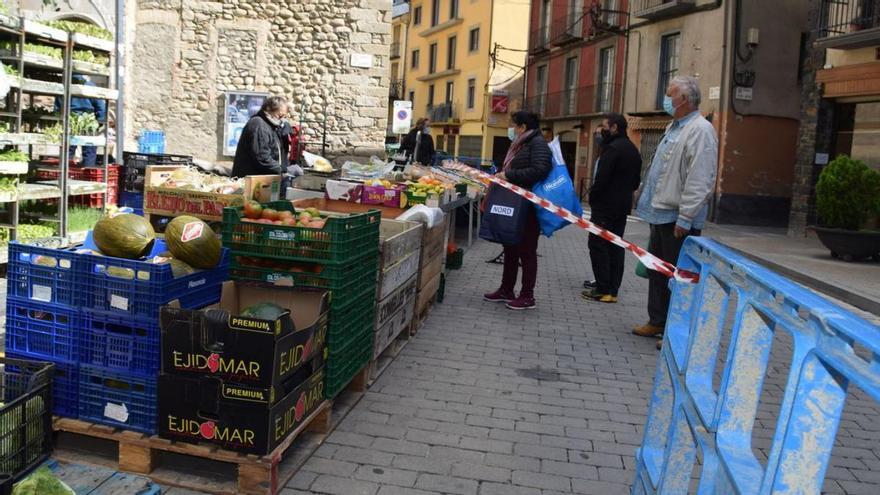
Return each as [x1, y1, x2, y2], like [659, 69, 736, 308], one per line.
[34, 164, 121, 208]
[221, 201, 380, 398]
[120, 152, 192, 215]
[4, 234, 229, 434]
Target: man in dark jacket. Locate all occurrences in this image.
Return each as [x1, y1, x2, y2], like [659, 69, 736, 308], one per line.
[232, 96, 288, 177]
[400, 118, 436, 165]
[582, 113, 642, 304]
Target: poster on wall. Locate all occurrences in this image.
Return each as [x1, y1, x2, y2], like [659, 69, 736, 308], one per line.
[223, 91, 269, 157]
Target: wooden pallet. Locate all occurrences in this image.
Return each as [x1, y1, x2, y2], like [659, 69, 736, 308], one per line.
[47, 459, 161, 495]
[52, 368, 370, 495]
[368, 328, 412, 387]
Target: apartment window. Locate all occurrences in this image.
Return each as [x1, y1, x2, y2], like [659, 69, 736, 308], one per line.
[567, 0, 584, 37]
[447, 36, 457, 69]
[563, 56, 578, 115]
[446, 81, 454, 104]
[535, 64, 547, 115]
[431, 0, 440, 26]
[597, 46, 615, 112]
[603, 0, 619, 26]
[657, 32, 681, 109]
[469, 27, 480, 52]
[428, 84, 435, 106]
[411, 49, 420, 69]
[539, 0, 552, 44]
[413, 5, 422, 25]
[429, 43, 438, 73]
[450, 0, 459, 19]
[467, 78, 476, 109]
[409, 90, 415, 108]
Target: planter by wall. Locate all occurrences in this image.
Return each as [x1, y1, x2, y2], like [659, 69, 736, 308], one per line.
[812, 226, 880, 262]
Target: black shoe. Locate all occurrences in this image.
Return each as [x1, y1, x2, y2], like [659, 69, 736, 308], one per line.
[583, 280, 597, 289]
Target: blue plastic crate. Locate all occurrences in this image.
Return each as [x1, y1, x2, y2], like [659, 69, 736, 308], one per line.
[80, 232, 230, 321]
[6, 352, 79, 418]
[78, 365, 157, 434]
[138, 130, 165, 155]
[118, 191, 144, 213]
[80, 311, 160, 375]
[5, 297, 80, 362]
[7, 241, 88, 308]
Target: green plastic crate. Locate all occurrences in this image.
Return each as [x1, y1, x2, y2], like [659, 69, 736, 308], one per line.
[222, 201, 381, 265]
[328, 318, 374, 357]
[325, 331, 373, 398]
[328, 297, 376, 350]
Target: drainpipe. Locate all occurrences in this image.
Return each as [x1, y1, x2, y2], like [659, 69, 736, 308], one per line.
[713, 0, 732, 222]
[115, 0, 125, 157]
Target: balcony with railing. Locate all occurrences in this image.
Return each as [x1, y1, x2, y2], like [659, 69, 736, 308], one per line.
[551, 15, 584, 45]
[631, 0, 696, 21]
[529, 25, 552, 54]
[817, 0, 880, 49]
[391, 42, 401, 59]
[390, 79, 405, 99]
[427, 102, 459, 122]
[523, 84, 621, 119]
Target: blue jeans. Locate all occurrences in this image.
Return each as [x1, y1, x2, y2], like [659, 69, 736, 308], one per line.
[70, 146, 98, 166]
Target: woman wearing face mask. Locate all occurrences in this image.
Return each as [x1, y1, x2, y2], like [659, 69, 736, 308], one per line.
[401, 118, 436, 165]
[232, 95, 289, 177]
[483, 111, 553, 310]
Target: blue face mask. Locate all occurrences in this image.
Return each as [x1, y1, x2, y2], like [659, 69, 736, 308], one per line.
[663, 95, 677, 116]
[507, 127, 517, 141]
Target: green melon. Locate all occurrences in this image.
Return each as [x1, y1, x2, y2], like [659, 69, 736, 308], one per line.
[165, 216, 222, 269]
[92, 214, 156, 259]
[240, 302, 287, 321]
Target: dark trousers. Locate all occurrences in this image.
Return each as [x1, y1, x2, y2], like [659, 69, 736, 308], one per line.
[588, 213, 628, 296]
[501, 209, 539, 298]
[70, 145, 98, 166]
[647, 223, 700, 327]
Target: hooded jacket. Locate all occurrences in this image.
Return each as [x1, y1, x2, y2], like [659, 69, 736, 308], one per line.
[232, 112, 283, 177]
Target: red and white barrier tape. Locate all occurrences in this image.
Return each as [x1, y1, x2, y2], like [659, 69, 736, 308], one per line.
[443, 162, 700, 284]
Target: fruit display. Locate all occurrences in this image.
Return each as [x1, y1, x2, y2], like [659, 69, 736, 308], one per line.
[92, 213, 156, 259]
[164, 215, 222, 269]
[241, 202, 327, 229]
[364, 179, 394, 188]
[156, 166, 244, 194]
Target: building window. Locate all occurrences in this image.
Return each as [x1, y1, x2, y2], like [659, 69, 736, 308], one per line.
[412, 49, 420, 69]
[409, 90, 415, 108]
[539, 0, 552, 45]
[563, 56, 578, 115]
[450, 0, 459, 19]
[657, 32, 681, 110]
[597, 46, 615, 112]
[567, 0, 584, 37]
[459, 136, 482, 157]
[428, 84, 435, 106]
[469, 27, 480, 52]
[446, 81, 454, 104]
[431, 0, 440, 26]
[413, 5, 422, 25]
[535, 64, 547, 115]
[447, 36, 457, 69]
[603, 0, 619, 26]
[429, 43, 438, 73]
[467, 78, 476, 109]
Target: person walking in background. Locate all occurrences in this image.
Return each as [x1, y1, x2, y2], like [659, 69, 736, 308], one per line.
[401, 118, 436, 165]
[483, 111, 552, 310]
[582, 113, 642, 304]
[232, 96, 288, 177]
[57, 74, 106, 167]
[632, 76, 718, 348]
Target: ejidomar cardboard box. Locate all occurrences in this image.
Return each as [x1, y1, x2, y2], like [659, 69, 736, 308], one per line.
[159, 358, 325, 455]
[160, 281, 329, 403]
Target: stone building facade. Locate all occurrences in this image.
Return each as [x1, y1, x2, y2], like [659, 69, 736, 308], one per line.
[127, 0, 392, 163]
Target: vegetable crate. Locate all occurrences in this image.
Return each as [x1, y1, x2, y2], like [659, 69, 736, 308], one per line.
[35, 164, 120, 208]
[6, 241, 87, 309]
[122, 152, 192, 194]
[78, 365, 157, 435]
[0, 357, 54, 487]
[5, 297, 80, 363]
[327, 291, 376, 350]
[79, 311, 160, 376]
[325, 328, 372, 399]
[6, 352, 79, 418]
[222, 201, 381, 265]
[80, 234, 230, 321]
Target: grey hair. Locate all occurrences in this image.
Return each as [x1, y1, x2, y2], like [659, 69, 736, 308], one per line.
[670, 76, 701, 108]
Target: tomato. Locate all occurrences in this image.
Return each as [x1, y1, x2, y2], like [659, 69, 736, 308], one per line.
[278, 210, 295, 221]
[243, 200, 263, 219]
[261, 208, 279, 221]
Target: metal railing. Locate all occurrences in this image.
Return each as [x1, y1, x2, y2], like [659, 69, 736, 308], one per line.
[551, 15, 584, 43]
[529, 26, 551, 53]
[523, 84, 621, 119]
[630, 0, 696, 19]
[427, 102, 459, 122]
[390, 79, 405, 99]
[819, 0, 880, 39]
[391, 42, 401, 59]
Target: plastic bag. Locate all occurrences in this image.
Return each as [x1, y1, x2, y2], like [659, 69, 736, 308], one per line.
[395, 204, 445, 228]
[302, 151, 334, 172]
[533, 137, 583, 237]
[342, 159, 395, 179]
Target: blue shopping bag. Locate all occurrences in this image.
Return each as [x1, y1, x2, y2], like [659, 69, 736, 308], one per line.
[533, 137, 583, 237]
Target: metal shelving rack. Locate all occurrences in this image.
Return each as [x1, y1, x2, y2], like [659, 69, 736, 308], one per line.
[0, 13, 117, 248]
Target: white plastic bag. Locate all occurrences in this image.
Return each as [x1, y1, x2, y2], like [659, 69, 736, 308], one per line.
[302, 150, 334, 172]
[395, 204, 445, 228]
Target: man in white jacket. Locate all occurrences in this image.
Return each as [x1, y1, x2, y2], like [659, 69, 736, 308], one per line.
[632, 76, 718, 347]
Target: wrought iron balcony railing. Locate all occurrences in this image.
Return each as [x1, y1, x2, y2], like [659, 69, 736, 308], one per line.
[817, 0, 880, 49]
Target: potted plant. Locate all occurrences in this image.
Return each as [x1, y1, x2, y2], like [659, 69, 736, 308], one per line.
[812, 155, 880, 262]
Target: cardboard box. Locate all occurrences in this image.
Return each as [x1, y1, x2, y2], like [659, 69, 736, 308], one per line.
[376, 275, 418, 330]
[160, 282, 329, 403]
[324, 179, 363, 202]
[362, 184, 407, 208]
[144, 166, 281, 221]
[379, 219, 422, 270]
[159, 362, 325, 455]
[373, 296, 415, 360]
[378, 251, 420, 301]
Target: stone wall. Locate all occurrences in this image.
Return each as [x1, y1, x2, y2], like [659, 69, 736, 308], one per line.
[127, 0, 391, 163]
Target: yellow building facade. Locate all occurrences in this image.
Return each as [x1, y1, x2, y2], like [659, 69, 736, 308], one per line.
[400, 0, 530, 165]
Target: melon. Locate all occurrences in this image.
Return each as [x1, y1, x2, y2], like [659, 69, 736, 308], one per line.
[93, 214, 156, 259]
[165, 216, 222, 269]
[240, 302, 287, 321]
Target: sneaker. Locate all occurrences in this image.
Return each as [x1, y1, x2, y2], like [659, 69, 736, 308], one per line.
[598, 294, 618, 304]
[632, 323, 664, 338]
[583, 280, 597, 289]
[484, 289, 515, 303]
[506, 295, 536, 310]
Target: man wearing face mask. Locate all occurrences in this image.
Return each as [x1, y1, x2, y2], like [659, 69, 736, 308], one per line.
[582, 113, 642, 304]
[232, 95, 289, 177]
[632, 76, 718, 347]
[401, 118, 436, 166]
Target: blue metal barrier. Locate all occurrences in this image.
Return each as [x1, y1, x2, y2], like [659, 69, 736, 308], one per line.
[634, 237, 880, 495]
